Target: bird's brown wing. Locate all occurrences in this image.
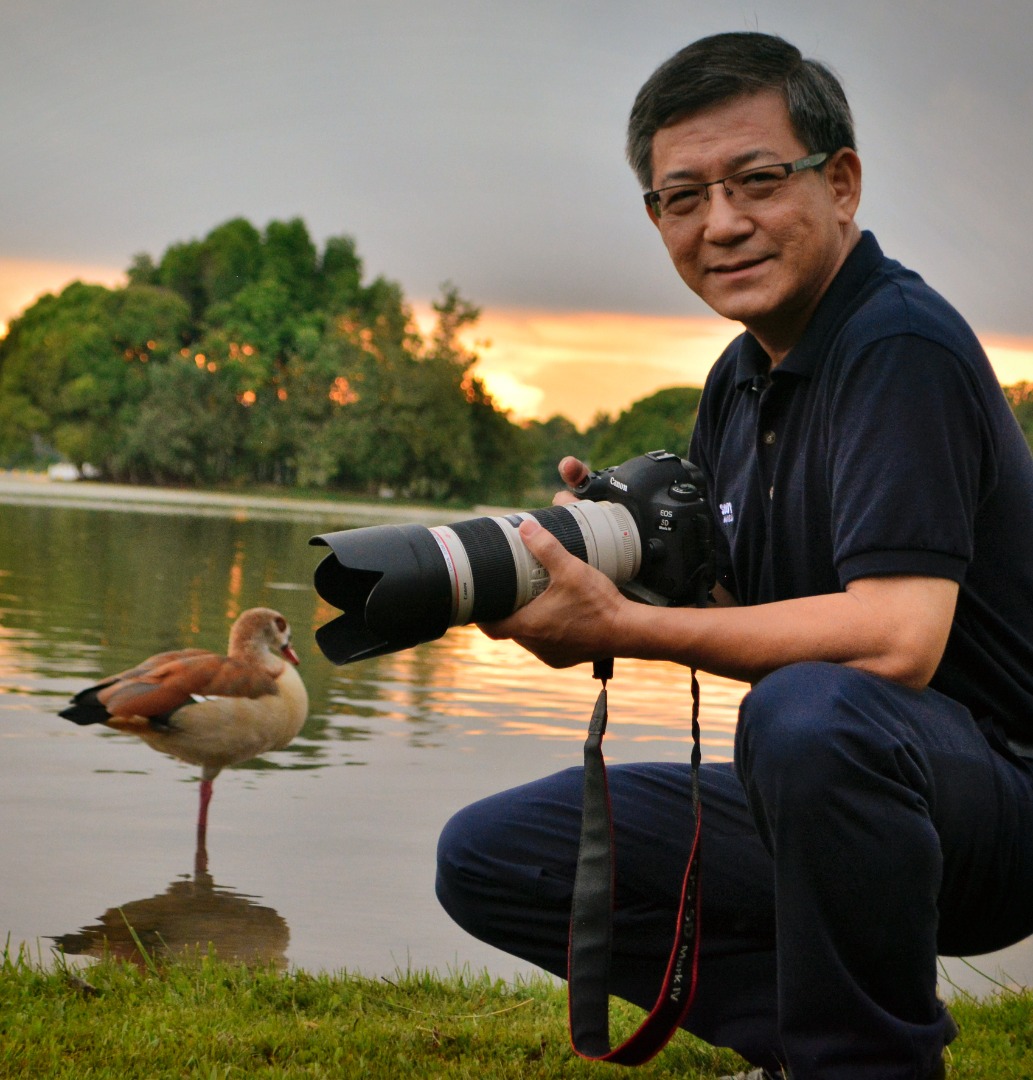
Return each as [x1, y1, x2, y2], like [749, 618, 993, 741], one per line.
[98, 653, 278, 719]
[104, 648, 212, 682]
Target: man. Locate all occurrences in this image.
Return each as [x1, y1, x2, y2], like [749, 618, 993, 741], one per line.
[436, 32, 1033, 1080]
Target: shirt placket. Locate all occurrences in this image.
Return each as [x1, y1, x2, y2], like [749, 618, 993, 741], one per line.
[756, 385, 781, 506]
[754, 383, 782, 600]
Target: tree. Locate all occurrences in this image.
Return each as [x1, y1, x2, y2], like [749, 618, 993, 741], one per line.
[200, 218, 264, 306]
[590, 386, 703, 466]
[0, 218, 536, 503]
[0, 389, 48, 466]
[319, 235, 364, 313]
[109, 284, 192, 361]
[1004, 382, 1033, 451]
[126, 252, 160, 287]
[158, 240, 207, 326]
[464, 373, 532, 504]
[405, 283, 529, 502]
[428, 281, 480, 360]
[523, 414, 593, 496]
[0, 282, 131, 469]
[263, 218, 318, 312]
[111, 356, 246, 484]
[315, 275, 419, 493]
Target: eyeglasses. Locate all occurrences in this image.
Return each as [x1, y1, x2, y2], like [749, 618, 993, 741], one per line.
[644, 152, 829, 220]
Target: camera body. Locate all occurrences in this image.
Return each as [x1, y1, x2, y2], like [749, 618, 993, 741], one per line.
[573, 450, 714, 608]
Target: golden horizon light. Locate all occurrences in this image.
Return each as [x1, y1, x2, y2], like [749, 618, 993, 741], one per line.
[2, 258, 1033, 429]
[982, 337, 1033, 388]
[413, 303, 744, 427]
[0, 257, 126, 338]
[415, 304, 1033, 427]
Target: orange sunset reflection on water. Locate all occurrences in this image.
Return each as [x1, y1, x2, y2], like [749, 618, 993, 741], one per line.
[326, 622, 746, 765]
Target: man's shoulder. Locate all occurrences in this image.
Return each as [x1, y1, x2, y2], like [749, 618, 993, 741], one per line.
[837, 250, 982, 361]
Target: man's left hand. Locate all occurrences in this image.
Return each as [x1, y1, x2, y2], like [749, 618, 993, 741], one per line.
[477, 517, 629, 668]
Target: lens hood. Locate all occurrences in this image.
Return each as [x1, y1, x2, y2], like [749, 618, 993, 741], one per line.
[310, 524, 453, 664]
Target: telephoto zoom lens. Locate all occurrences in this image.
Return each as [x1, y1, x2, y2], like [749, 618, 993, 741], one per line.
[311, 500, 640, 664]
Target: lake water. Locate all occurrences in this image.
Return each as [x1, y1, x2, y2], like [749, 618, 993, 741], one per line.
[0, 486, 1029, 1001]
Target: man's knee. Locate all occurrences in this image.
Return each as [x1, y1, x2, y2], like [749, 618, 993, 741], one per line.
[435, 772, 579, 939]
[435, 799, 498, 935]
[435, 775, 583, 971]
[735, 662, 919, 794]
[739, 661, 850, 750]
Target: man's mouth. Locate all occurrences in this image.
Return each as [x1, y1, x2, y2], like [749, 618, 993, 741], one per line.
[708, 255, 770, 276]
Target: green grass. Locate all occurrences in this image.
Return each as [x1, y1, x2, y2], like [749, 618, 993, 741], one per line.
[1, 944, 1030, 1078]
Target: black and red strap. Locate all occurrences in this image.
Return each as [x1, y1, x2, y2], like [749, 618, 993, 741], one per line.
[567, 661, 703, 1065]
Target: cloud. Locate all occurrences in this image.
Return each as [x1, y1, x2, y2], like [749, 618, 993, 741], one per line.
[2, 1, 1031, 336]
[412, 303, 737, 425]
[431, 306, 1033, 427]
[475, 309, 737, 422]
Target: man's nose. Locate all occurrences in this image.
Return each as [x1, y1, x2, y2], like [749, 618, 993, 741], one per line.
[702, 184, 754, 242]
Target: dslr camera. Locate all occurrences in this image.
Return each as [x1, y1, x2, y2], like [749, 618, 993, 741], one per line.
[311, 449, 715, 665]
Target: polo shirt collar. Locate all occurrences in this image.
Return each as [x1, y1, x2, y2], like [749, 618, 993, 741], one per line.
[734, 230, 885, 390]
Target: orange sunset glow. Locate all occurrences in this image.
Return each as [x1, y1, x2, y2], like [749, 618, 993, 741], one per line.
[420, 306, 1033, 428]
[4, 258, 1033, 430]
[412, 304, 743, 428]
[0, 258, 126, 338]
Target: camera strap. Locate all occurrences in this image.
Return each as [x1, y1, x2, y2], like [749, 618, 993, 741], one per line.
[567, 658, 703, 1066]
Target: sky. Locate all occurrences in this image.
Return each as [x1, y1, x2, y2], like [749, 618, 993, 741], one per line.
[2, 0, 1032, 426]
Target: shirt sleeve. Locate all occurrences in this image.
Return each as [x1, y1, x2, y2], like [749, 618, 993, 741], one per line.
[824, 335, 996, 588]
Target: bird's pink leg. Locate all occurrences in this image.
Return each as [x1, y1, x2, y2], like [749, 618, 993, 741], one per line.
[197, 778, 214, 844]
[195, 778, 214, 876]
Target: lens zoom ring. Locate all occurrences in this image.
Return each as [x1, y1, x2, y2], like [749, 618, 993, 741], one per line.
[450, 518, 519, 621]
[529, 506, 589, 561]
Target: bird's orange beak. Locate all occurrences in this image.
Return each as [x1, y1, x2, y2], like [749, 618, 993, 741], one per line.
[282, 643, 301, 666]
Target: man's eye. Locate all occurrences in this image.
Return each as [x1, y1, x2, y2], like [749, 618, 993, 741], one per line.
[664, 186, 703, 212]
[738, 169, 783, 190]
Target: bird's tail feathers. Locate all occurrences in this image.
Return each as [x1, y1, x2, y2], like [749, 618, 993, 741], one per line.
[58, 684, 114, 726]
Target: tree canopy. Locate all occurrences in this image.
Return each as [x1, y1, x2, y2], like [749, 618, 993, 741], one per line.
[0, 219, 532, 502]
[590, 386, 702, 465]
[1, 217, 721, 506]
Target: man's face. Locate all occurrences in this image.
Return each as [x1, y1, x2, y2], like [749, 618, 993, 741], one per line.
[648, 90, 859, 361]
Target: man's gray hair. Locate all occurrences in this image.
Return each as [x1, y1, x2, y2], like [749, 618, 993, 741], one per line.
[627, 32, 856, 190]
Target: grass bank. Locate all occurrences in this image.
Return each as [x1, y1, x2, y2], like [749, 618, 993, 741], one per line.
[1, 948, 1031, 1078]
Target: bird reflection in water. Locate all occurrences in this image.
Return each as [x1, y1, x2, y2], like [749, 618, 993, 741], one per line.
[52, 846, 290, 971]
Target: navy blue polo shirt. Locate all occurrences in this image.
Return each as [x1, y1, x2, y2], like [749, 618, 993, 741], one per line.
[690, 231, 1033, 744]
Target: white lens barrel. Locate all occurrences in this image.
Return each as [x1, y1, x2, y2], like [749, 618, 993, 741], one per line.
[431, 500, 641, 626]
[428, 525, 477, 626]
[565, 500, 641, 587]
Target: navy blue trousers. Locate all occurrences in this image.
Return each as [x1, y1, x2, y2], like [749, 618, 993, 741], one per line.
[436, 662, 1033, 1079]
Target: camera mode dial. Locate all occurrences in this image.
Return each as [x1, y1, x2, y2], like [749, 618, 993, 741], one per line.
[668, 481, 701, 502]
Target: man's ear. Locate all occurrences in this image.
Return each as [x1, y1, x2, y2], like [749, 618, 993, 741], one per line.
[827, 147, 863, 222]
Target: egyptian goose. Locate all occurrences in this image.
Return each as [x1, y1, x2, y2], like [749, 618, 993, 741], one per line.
[59, 608, 308, 844]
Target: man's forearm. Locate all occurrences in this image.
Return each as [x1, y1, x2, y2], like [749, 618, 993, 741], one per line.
[614, 576, 959, 688]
